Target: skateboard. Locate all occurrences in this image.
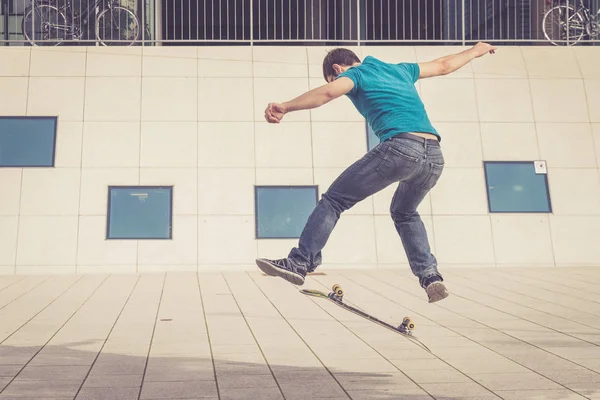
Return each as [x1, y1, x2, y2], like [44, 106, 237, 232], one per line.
[300, 284, 431, 353]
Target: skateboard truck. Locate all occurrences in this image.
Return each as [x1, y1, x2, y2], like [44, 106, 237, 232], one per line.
[328, 284, 344, 301]
[398, 316, 416, 335]
[299, 283, 430, 353]
[327, 284, 416, 336]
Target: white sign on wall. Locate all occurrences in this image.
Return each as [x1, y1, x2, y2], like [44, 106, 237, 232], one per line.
[534, 160, 547, 174]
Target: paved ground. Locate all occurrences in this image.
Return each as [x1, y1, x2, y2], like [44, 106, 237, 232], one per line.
[1, 268, 600, 400]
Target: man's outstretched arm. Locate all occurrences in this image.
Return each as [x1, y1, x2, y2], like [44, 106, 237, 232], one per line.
[418, 42, 497, 79]
[265, 77, 355, 123]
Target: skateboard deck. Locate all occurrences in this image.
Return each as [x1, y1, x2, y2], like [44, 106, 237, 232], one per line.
[300, 284, 431, 353]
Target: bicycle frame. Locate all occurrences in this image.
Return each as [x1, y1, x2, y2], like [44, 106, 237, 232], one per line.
[548, 0, 597, 22]
[35, 0, 112, 37]
[548, 0, 599, 37]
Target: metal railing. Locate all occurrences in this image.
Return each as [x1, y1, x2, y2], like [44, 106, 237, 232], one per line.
[1, 0, 599, 46]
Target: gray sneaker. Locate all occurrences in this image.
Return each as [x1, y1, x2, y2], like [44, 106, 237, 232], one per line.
[425, 281, 449, 303]
[255, 258, 307, 286]
[420, 274, 449, 303]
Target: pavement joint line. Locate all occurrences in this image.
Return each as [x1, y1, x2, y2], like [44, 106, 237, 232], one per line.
[0, 275, 110, 396]
[355, 269, 597, 399]
[246, 270, 353, 400]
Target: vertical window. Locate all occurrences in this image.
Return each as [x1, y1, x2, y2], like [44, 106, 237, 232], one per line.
[0, 117, 57, 167]
[483, 161, 552, 213]
[255, 186, 318, 239]
[107, 186, 173, 239]
[366, 122, 378, 151]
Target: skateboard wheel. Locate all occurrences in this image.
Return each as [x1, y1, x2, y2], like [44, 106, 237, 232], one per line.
[332, 284, 343, 297]
[402, 317, 415, 330]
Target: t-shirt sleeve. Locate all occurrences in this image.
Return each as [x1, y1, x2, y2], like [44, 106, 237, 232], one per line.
[336, 68, 360, 95]
[397, 62, 420, 83]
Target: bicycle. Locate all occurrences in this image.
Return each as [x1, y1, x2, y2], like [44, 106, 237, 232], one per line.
[542, 0, 600, 45]
[21, 0, 141, 46]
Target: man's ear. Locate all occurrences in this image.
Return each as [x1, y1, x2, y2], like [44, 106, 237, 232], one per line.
[332, 63, 343, 76]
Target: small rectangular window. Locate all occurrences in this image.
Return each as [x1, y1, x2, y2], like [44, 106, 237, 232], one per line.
[484, 161, 552, 213]
[0, 117, 57, 167]
[107, 186, 173, 239]
[366, 122, 378, 151]
[255, 186, 318, 239]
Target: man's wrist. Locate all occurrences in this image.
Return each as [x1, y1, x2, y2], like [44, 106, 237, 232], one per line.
[464, 47, 478, 59]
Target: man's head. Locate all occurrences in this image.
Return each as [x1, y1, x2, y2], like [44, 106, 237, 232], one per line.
[322, 48, 361, 83]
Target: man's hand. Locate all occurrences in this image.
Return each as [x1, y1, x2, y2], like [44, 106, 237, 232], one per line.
[265, 103, 287, 124]
[419, 42, 497, 79]
[470, 42, 497, 58]
[263, 77, 354, 124]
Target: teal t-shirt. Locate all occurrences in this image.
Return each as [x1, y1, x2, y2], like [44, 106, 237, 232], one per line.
[337, 56, 439, 142]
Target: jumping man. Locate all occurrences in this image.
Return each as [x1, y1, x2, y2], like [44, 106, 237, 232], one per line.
[256, 42, 497, 303]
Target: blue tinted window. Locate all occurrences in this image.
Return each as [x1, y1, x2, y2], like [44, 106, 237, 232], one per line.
[255, 186, 318, 238]
[484, 162, 552, 213]
[107, 186, 173, 239]
[0, 117, 57, 167]
[366, 122, 379, 151]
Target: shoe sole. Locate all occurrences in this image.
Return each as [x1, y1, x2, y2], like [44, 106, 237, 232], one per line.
[255, 259, 305, 286]
[426, 281, 449, 303]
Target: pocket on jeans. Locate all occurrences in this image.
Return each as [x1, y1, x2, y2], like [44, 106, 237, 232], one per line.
[421, 161, 444, 189]
[386, 145, 420, 163]
[376, 147, 420, 180]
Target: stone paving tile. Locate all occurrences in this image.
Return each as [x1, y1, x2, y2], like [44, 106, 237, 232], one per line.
[0, 277, 81, 342]
[537, 367, 600, 384]
[0, 380, 81, 398]
[82, 373, 143, 388]
[75, 387, 140, 400]
[403, 368, 473, 384]
[219, 386, 284, 400]
[1, 268, 600, 399]
[348, 387, 435, 399]
[16, 365, 89, 381]
[0, 276, 48, 310]
[139, 380, 218, 399]
[216, 373, 278, 389]
[419, 382, 498, 398]
[469, 371, 563, 390]
[0, 398, 72, 400]
[0, 367, 20, 378]
[0, 348, 36, 366]
[90, 355, 147, 375]
[0, 277, 24, 293]
[333, 371, 415, 389]
[495, 389, 589, 400]
[279, 381, 348, 400]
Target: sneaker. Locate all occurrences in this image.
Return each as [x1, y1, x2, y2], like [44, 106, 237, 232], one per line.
[255, 258, 306, 286]
[420, 274, 449, 303]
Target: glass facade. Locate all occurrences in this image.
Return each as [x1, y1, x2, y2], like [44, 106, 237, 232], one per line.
[484, 161, 552, 213]
[255, 186, 318, 239]
[0, 117, 56, 167]
[107, 186, 173, 239]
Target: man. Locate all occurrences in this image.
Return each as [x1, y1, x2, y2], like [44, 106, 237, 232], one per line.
[256, 42, 496, 303]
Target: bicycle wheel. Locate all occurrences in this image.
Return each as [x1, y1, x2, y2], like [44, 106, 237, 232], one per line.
[542, 4, 586, 45]
[22, 3, 68, 46]
[95, 5, 140, 46]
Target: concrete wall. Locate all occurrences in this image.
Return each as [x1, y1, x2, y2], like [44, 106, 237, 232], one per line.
[0, 45, 599, 274]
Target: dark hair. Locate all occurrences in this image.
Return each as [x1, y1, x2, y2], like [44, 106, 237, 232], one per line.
[322, 48, 361, 81]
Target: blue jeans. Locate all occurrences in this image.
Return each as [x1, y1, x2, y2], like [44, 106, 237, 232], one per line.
[288, 133, 445, 280]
